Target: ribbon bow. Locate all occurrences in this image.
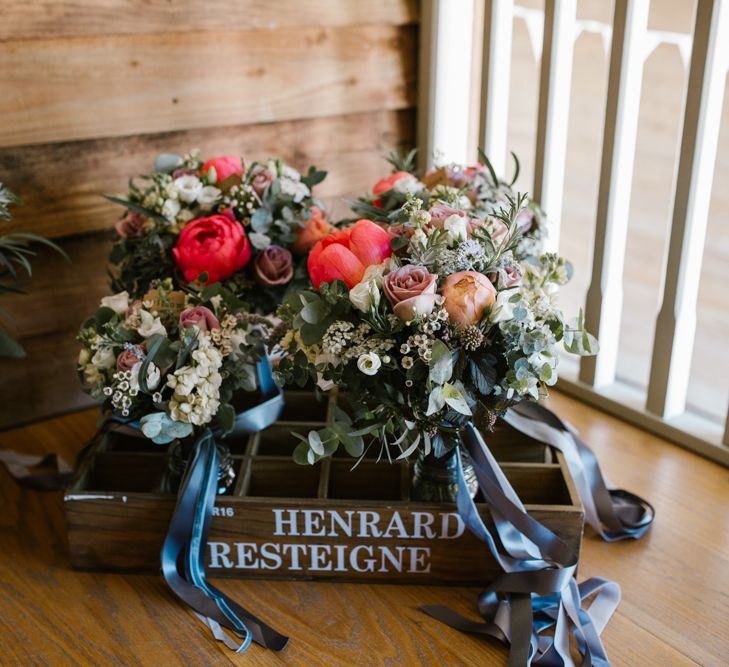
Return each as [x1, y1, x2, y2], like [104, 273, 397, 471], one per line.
[422, 424, 628, 666]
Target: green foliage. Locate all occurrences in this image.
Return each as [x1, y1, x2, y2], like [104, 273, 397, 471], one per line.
[0, 184, 69, 358]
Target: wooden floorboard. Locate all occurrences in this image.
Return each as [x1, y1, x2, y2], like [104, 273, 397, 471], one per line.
[0, 391, 727, 666]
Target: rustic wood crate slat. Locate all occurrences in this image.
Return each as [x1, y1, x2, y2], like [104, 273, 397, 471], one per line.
[65, 392, 584, 584]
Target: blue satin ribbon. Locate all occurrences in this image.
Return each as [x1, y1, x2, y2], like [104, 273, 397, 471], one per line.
[505, 402, 654, 541]
[422, 424, 622, 666]
[160, 357, 287, 652]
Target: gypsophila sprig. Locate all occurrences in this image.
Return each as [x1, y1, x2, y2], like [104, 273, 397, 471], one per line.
[276, 193, 597, 466]
[77, 279, 274, 443]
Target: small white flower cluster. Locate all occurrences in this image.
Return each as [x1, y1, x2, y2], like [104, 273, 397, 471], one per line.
[139, 171, 221, 227]
[322, 320, 394, 366]
[103, 369, 140, 417]
[223, 182, 259, 219]
[166, 334, 224, 426]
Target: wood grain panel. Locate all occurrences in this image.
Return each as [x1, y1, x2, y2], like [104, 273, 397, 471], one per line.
[0, 25, 416, 148]
[0, 0, 418, 40]
[0, 109, 414, 239]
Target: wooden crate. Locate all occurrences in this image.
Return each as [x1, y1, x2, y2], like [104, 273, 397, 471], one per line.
[64, 392, 583, 585]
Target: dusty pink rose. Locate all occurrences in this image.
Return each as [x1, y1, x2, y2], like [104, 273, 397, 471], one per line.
[383, 265, 438, 321]
[116, 346, 144, 372]
[179, 306, 221, 332]
[115, 212, 147, 238]
[497, 265, 522, 288]
[251, 165, 274, 195]
[254, 245, 294, 287]
[428, 204, 466, 226]
[440, 271, 496, 327]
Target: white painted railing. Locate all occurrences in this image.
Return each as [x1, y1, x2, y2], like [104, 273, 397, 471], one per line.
[417, 0, 729, 466]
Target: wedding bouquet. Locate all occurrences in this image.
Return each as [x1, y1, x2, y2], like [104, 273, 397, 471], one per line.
[109, 150, 332, 313]
[352, 150, 547, 259]
[274, 193, 596, 464]
[77, 279, 275, 444]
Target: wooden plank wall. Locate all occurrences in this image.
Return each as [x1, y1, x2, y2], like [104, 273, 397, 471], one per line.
[0, 1, 418, 428]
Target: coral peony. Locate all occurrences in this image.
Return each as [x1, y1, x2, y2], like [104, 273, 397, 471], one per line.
[308, 219, 392, 289]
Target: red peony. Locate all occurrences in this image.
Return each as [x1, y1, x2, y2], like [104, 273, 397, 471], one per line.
[172, 215, 251, 285]
[202, 155, 243, 184]
[308, 219, 392, 289]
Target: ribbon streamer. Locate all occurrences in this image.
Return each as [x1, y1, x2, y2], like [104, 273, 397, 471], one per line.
[422, 424, 622, 666]
[160, 357, 288, 652]
[505, 402, 654, 541]
[0, 449, 73, 490]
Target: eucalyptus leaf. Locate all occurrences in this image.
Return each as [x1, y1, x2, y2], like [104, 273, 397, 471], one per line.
[428, 340, 453, 384]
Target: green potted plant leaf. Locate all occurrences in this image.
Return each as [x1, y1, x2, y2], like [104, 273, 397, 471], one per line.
[0, 183, 68, 357]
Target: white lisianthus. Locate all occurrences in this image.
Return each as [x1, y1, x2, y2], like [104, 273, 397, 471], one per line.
[357, 352, 381, 376]
[100, 291, 129, 315]
[197, 185, 221, 211]
[393, 174, 423, 195]
[91, 347, 116, 370]
[281, 164, 302, 181]
[443, 213, 468, 244]
[136, 310, 167, 338]
[162, 198, 181, 220]
[279, 177, 310, 203]
[175, 175, 203, 203]
[492, 290, 516, 323]
[349, 279, 380, 313]
[130, 361, 161, 391]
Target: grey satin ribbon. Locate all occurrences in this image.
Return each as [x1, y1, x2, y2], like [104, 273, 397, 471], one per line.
[0, 449, 74, 490]
[505, 402, 654, 540]
[421, 424, 622, 666]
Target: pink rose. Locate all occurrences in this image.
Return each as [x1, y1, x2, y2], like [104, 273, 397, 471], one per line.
[484, 217, 509, 242]
[429, 204, 466, 226]
[516, 207, 535, 233]
[116, 346, 144, 371]
[202, 155, 243, 184]
[251, 165, 274, 195]
[383, 265, 438, 322]
[115, 212, 147, 238]
[440, 271, 496, 327]
[254, 245, 294, 287]
[179, 306, 221, 333]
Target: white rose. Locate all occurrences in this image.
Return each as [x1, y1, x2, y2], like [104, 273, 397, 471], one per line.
[91, 347, 115, 369]
[393, 174, 423, 195]
[137, 310, 167, 338]
[162, 198, 181, 220]
[443, 213, 468, 244]
[357, 352, 381, 376]
[174, 175, 203, 203]
[130, 361, 161, 391]
[100, 291, 129, 315]
[349, 279, 380, 313]
[197, 185, 221, 211]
